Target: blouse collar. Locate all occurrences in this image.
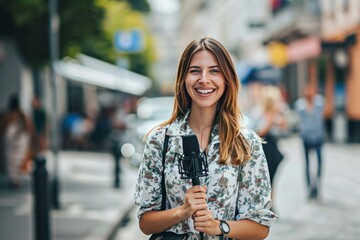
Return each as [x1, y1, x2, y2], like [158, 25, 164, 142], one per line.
[166, 110, 220, 144]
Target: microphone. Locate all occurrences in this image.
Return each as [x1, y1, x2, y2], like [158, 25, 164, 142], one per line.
[178, 134, 208, 186]
[177, 134, 208, 240]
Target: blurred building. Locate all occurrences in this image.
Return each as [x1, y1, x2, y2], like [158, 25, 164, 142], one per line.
[262, 0, 360, 143]
[174, 0, 360, 143]
[178, 0, 271, 61]
[320, 0, 360, 143]
[264, 0, 321, 102]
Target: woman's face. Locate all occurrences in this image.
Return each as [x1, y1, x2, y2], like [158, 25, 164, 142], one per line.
[185, 50, 225, 111]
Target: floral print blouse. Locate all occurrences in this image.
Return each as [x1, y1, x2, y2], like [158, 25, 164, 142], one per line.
[135, 111, 277, 239]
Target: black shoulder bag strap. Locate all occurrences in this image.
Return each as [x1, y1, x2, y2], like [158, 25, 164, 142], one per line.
[225, 165, 242, 240]
[160, 129, 170, 210]
[234, 164, 242, 218]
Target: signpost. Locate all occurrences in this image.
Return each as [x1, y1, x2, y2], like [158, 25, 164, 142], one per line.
[49, 0, 61, 210]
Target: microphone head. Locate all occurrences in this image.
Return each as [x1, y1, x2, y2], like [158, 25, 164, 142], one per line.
[182, 134, 200, 156]
[177, 134, 208, 180]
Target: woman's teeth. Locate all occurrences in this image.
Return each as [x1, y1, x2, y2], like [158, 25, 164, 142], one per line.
[197, 89, 215, 94]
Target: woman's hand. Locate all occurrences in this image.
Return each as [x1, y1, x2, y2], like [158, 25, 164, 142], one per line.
[180, 185, 207, 219]
[192, 208, 221, 236]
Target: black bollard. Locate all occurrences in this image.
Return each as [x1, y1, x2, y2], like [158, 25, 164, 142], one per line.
[111, 130, 122, 189]
[33, 155, 51, 240]
[113, 140, 121, 189]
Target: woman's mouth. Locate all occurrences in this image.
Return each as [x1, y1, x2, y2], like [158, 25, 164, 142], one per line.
[196, 88, 215, 95]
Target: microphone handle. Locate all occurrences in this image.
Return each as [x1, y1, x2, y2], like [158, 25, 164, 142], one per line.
[191, 177, 204, 240]
[192, 177, 200, 186]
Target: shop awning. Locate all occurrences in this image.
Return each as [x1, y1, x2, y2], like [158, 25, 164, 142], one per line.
[238, 64, 280, 85]
[55, 54, 152, 96]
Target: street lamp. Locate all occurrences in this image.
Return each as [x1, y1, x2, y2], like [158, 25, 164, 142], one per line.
[49, 0, 61, 209]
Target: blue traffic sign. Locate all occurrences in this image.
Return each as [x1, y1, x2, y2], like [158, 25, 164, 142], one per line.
[114, 29, 144, 53]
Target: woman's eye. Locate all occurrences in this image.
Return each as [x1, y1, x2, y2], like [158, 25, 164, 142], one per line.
[190, 69, 200, 74]
[210, 69, 220, 74]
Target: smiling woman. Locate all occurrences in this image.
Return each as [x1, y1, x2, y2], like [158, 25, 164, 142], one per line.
[134, 37, 277, 240]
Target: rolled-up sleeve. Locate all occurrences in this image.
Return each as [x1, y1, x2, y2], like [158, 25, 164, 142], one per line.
[236, 130, 277, 226]
[134, 128, 165, 220]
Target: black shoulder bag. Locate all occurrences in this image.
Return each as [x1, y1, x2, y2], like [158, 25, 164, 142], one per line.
[149, 131, 189, 240]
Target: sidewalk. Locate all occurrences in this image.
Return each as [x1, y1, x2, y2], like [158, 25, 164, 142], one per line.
[0, 151, 138, 240]
[267, 136, 360, 240]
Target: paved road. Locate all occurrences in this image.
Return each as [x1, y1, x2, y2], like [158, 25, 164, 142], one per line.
[114, 136, 360, 240]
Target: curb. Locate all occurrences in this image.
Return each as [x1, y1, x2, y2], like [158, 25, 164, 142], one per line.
[106, 204, 137, 240]
[83, 198, 135, 240]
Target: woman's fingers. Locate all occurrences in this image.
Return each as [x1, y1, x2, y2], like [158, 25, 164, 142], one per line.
[182, 185, 208, 218]
[192, 209, 210, 219]
[185, 186, 207, 205]
[193, 209, 216, 234]
[188, 192, 207, 200]
[187, 185, 207, 194]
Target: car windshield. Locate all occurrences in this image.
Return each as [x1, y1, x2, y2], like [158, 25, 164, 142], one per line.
[137, 97, 174, 121]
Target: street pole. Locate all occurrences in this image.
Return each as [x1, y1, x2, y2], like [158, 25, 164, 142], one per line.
[49, 0, 61, 209]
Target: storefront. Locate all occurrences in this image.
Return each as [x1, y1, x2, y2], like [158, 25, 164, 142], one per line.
[321, 0, 360, 142]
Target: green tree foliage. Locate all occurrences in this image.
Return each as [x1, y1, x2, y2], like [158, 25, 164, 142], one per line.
[60, 0, 105, 58]
[0, 0, 105, 67]
[0, 0, 45, 27]
[0, 0, 154, 77]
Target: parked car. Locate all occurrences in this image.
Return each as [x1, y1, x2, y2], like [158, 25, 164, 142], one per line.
[122, 96, 174, 167]
[136, 96, 174, 139]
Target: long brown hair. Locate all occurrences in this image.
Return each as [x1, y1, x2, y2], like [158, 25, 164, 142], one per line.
[161, 37, 250, 165]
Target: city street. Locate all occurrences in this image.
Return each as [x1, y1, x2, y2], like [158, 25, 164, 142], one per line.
[2, 1, 360, 240]
[114, 136, 360, 240]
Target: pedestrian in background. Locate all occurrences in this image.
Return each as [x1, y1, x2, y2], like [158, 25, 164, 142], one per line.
[295, 84, 325, 200]
[135, 37, 276, 239]
[249, 85, 286, 210]
[90, 107, 114, 151]
[2, 94, 32, 188]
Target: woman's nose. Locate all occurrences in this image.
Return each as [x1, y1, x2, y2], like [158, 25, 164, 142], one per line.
[199, 71, 210, 83]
